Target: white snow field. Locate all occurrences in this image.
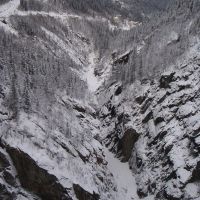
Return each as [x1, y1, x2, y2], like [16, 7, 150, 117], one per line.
[0, 0, 20, 18]
[104, 149, 139, 200]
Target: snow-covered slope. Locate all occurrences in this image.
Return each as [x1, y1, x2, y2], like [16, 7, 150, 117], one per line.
[99, 41, 200, 199]
[0, 0, 199, 200]
[0, 0, 20, 18]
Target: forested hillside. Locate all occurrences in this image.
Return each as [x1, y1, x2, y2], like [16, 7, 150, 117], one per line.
[0, 0, 199, 200]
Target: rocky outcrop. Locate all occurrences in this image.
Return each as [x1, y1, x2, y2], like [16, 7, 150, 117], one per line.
[118, 128, 139, 162]
[0, 145, 40, 200]
[7, 147, 72, 200]
[0, 141, 105, 200]
[113, 51, 132, 65]
[73, 184, 100, 200]
[159, 72, 176, 88]
[100, 51, 200, 199]
[0, 148, 17, 200]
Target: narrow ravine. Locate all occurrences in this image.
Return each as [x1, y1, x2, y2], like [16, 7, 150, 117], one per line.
[84, 51, 103, 92]
[104, 148, 139, 200]
[84, 51, 141, 199]
[84, 48, 141, 199]
[103, 147, 155, 200]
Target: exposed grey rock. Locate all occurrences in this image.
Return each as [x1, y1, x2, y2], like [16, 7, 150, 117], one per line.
[100, 51, 200, 199]
[7, 147, 72, 200]
[73, 184, 100, 200]
[160, 72, 176, 88]
[118, 128, 139, 162]
[0, 0, 199, 199]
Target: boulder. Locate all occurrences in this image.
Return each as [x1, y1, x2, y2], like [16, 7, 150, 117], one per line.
[118, 128, 139, 162]
[160, 72, 176, 88]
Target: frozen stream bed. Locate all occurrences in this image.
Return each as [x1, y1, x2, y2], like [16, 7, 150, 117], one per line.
[104, 149, 139, 200]
[104, 149, 155, 200]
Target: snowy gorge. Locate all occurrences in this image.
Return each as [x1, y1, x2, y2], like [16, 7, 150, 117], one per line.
[0, 0, 200, 200]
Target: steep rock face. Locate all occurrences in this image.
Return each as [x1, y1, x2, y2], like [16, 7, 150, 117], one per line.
[7, 147, 72, 200]
[73, 184, 100, 200]
[99, 47, 200, 199]
[0, 85, 118, 199]
[0, 145, 41, 200]
[118, 128, 139, 162]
